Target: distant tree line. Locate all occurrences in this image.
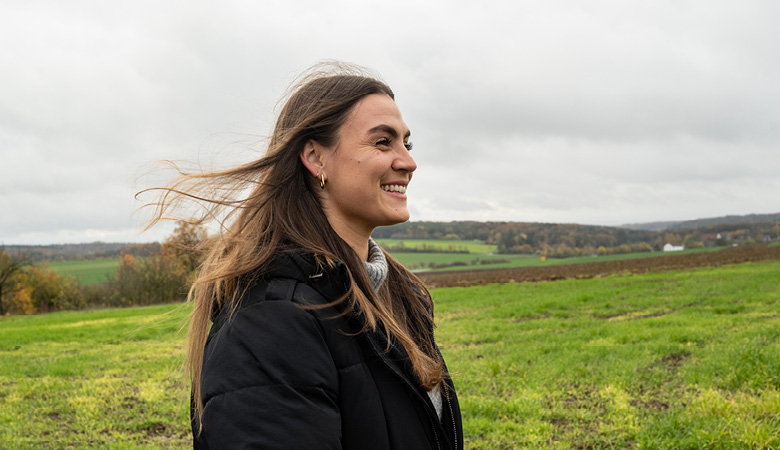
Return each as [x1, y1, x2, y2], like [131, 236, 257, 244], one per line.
[373, 220, 779, 255]
[664, 213, 780, 231]
[0, 222, 207, 315]
[1, 242, 130, 263]
[620, 212, 780, 232]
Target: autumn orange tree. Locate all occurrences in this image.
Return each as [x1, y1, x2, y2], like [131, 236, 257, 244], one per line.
[0, 247, 31, 315]
[113, 222, 208, 305]
[0, 247, 84, 315]
[113, 253, 187, 305]
[7, 265, 82, 314]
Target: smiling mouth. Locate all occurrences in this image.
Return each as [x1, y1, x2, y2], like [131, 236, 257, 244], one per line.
[381, 184, 407, 194]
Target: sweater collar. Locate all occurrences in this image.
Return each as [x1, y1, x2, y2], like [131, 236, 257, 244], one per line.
[364, 238, 388, 293]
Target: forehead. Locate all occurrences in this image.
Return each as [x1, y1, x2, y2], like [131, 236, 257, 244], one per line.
[343, 94, 409, 135]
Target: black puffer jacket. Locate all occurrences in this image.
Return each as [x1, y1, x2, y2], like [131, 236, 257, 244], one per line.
[192, 250, 463, 450]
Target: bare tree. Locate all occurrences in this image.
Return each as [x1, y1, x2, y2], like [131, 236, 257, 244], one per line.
[161, 221, 209, 273]
[0, 247, 31, 315]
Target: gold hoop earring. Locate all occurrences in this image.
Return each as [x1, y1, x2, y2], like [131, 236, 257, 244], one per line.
[320, 173, 326, 190]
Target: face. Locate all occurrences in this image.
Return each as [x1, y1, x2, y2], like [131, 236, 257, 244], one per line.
[319, 94, 417, 236]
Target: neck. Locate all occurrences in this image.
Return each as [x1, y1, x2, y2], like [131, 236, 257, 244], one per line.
[326, 215, 372, 261]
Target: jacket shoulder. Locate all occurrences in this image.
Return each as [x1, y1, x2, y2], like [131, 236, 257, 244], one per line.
[202, 271, 361, 393]
[197, 276, 345, 449]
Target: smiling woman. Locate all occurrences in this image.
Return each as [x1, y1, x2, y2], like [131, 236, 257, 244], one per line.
[139, 62, 462, 450]
[300, 93, 418, 258]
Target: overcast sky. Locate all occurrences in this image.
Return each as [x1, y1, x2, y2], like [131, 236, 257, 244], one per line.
[2, 0, 778, 245]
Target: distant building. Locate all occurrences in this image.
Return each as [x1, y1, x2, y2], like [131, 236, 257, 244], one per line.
[702, 233, 719, 246]
[702, 233, 732, 247]
[663, 243, 684, 252]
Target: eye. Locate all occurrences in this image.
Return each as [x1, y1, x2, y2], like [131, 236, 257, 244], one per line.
[404, 141, 413, 151]
[376, 138, 392, 147]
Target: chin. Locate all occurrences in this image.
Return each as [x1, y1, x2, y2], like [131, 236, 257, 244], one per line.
[389, 214, 411, 225]
[376, 212, 410, 227]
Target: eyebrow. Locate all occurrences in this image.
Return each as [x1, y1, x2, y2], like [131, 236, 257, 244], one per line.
[367, 124, 411, 140]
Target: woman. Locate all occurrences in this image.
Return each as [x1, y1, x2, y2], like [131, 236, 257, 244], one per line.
[148, 63, 462, 449]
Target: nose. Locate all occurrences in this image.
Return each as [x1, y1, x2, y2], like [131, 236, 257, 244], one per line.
[393, 146, 417, 173]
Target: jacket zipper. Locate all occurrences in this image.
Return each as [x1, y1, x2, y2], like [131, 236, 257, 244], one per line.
[365, 332, 448, 450]
[427, 414, 442, 450]
[432, 324, 459, 450]
[447, 394, 458, 450]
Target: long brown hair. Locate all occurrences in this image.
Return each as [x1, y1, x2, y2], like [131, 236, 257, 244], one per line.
[139, 63, 444, 424]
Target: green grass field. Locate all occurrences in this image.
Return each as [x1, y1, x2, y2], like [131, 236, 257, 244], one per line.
[0, 303, 191, 448]
[2, 260, 778, 448]
[436, 260, 780, 449]
[48, 259, 120, 286]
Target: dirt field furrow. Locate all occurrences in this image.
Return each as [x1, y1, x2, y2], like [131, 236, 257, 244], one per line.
[418, 245, 780, 288]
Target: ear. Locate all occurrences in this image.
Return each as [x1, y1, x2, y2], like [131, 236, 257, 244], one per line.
[299, 139, 325, 177]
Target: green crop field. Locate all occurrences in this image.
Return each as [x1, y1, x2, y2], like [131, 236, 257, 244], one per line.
[2, 260, 779, 448]
[48, 259, 120, 286]
[395, 246, 728, 272]
[390, 252, 536, 270]
[376, 238, 498, 254]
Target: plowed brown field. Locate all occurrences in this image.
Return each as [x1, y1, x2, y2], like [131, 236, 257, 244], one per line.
[418, 245, 780, 288]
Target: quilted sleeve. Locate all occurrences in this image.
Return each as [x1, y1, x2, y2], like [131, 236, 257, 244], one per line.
[197, 299, 341, 449]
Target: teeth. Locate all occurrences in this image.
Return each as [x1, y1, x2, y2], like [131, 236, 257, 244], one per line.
[382, 184, 407, 194]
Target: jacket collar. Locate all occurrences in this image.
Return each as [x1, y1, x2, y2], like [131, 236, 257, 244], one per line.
[263, 250, 351, 303]
[209, 250, 350, 321]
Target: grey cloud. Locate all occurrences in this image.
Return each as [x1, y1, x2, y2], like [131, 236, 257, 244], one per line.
[2, 0, 779, 244]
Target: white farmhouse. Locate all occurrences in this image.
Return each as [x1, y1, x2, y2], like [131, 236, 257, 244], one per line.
[663, 243, 685, 252]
